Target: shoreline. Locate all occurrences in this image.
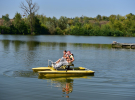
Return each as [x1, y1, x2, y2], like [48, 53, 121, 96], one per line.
[0, 34, 135, 37]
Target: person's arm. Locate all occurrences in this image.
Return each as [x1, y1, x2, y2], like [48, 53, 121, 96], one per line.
[66, 54, 69, 59]
[71, 57, 74, 62]
[63, 54, 65, 57]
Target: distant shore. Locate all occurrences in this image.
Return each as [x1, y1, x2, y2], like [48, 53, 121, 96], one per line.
[0, 13, 135, 37]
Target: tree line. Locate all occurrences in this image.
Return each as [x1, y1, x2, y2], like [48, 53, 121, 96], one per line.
[0, 0, 135, 36]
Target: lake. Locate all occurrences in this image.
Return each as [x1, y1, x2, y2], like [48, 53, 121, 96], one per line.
[0, 35, 135, 100]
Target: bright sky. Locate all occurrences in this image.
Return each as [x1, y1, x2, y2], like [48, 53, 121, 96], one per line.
[0, 0, 135, 19]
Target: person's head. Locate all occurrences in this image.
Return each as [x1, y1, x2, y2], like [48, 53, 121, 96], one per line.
[67, 51, 71, 55]
[63, 50, 67, 54]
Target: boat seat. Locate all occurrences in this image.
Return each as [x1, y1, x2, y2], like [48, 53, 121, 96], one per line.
[56, 69, 67, 71]
[59, 64, 74, 69]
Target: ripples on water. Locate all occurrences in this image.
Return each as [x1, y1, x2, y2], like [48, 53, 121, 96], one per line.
[0, 35, 135, 100]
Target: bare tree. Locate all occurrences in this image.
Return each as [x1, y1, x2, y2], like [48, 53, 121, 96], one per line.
[20, 0, 39, 34]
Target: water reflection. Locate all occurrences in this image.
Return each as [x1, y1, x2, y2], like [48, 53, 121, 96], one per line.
[12, 69, 93, 98]
[39, 75, 93, 98]
[1, 40, 10, 51]
[50, 78, 73, 98]
[72, 43, 112, 49]
[12, 40, 23, 51]
[26, 41, 40, 51]
[0, 40, 112, 51]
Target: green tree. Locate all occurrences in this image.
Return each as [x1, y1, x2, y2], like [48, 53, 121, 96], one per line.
[109, 14, 116, 24]
[52, 16, 58, 28]
[113, 20, 123, 31]
[116, 14, 122, 20]
[73, 17, 79, 25]
[119, 16, 125, 21]
[102, 16, 109, 21]
[13, 12, 22, 25]
[13, 12, 29, 34]
[126, 13, 135, 20]
[55, 27, 63, 35]
[96, 14, 101, 21]
[101, 24, 112, 36]
[83, 16, 89, 24]
[46, 21, 56, 34]
[58, 16, 68, 30]
[2, 14, 10, 27]
[123, 19, 132, 31]
[36, 14, 47, 25]
[13, 12, 22, 34]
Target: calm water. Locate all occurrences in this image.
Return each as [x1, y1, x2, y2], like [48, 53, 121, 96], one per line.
[0, 35, 135, 100]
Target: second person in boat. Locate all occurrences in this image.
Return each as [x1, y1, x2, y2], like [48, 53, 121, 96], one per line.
[52, 51, 74, 69]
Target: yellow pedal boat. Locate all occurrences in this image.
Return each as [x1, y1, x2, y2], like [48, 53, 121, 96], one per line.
[32, 66, 86, 72]
[32, 60, 95, 77]
[32, 66, 94, 77]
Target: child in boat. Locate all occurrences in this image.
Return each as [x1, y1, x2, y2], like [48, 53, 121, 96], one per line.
[52, 51, 74, 69]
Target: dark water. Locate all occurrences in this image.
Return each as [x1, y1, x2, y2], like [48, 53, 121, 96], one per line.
[0, 35, 135, 100]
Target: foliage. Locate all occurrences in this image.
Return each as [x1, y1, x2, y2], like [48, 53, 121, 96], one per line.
[58, 16, 68, 30]
[96, 15, 101, 21]
[102, 16, 109, 21]
[0, 13, 135, 37]
[2, 14, 10, 27]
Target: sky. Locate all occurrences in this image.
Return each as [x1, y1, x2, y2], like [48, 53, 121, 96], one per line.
[0, 0, 135, 19]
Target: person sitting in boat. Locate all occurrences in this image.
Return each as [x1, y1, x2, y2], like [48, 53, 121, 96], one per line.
[52, 51, 74, 69]
[66, 52, 74, 69]
[66, 51, 74, 63]
[55, 50, 67, 64]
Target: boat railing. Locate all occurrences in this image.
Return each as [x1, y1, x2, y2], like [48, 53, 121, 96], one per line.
[48, 59, 53, 66]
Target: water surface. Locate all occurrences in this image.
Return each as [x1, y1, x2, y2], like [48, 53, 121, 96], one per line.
[0, 35, 135, 100]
